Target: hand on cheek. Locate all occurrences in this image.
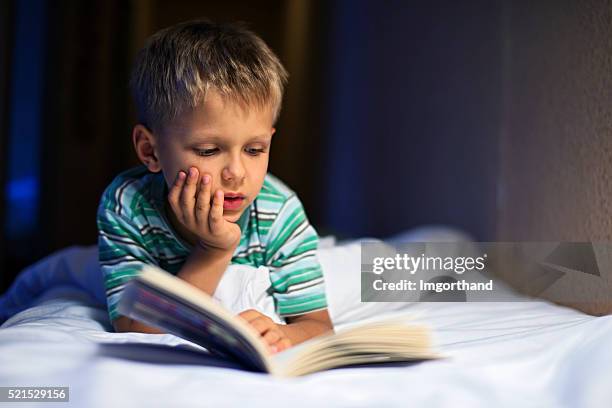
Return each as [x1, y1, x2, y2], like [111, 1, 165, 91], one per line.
[167, 167, 241, 251]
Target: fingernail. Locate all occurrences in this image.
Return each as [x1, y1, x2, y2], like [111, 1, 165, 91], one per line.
[189, 167, 197, 178]
[178, 171, 186, 180]
[270, 346, 278, 353]
[203, 175, 210, 184]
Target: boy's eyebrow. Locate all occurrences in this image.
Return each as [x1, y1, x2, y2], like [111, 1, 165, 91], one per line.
[189, 134, 224, 142]
[189, 133, 272, 142]
[248, 135, 273, 142]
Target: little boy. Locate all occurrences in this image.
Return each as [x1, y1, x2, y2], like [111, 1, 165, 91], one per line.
[97, 20, 332, 353]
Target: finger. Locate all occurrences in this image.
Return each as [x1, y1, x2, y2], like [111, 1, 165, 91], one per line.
[180, 167, 199, 224]
[248, 317, 275, 335]
[269, 336, 291, 354]
[238, 309, 261, 323]
[275, 338, 292, 352]
[262, 330, 281, 345]
[195, 174, 211, 225]
[209, 189, 224, 232]
[168, 171, 187, 216]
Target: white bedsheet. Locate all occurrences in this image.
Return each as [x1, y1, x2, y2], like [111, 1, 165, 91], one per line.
[0, 229, 611, 407]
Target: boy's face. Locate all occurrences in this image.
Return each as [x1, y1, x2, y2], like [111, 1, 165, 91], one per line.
[153, 91, 275, 223]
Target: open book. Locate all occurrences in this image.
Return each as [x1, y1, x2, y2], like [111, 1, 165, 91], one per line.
[117, 265, 439, 377]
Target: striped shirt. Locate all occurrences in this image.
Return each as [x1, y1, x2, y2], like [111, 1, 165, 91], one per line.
[97, 165, 328, 322]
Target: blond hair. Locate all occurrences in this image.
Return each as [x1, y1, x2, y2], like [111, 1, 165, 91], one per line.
[130, 20, 288, 133]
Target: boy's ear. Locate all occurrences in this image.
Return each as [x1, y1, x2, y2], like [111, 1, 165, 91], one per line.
[132, 124, 162, 173]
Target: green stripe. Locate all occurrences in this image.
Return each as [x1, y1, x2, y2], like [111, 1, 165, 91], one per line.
[271, 266, 322, 292]
[266, 208, 305, 258]
[278, 297, 327, 316]
[270, 239, 317, 268]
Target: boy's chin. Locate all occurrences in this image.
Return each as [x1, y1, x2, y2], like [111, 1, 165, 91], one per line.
[222, 212, 242, 223]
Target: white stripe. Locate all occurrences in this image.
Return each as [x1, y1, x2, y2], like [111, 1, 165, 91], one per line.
[256, 213, 277, 221]
[286, 277, 324, 293]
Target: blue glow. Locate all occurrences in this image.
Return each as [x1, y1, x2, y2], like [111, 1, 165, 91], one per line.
[4, 0, 46, 239]
[6, 177, 39, 201]
[5, 178, 40, 238]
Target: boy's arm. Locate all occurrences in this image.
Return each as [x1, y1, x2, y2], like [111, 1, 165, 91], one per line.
[282, 309, 334, 344]
[265, 199, 328, 313]
[243, 192, 331, 350]
[113, 244, 235, 333]
[109, 168, 240, 334]
[237, 308, 333, 353]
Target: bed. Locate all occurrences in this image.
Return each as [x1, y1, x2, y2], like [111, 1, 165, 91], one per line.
[1, 227, 611, 407]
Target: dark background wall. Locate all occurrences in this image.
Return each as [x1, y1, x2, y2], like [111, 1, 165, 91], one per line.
[0, 1, 13, 290]
[498, 0, 612, 241]
[323, 0, 500, 239]
[497, 0, 612, 315]
[1, 0, 611, 310]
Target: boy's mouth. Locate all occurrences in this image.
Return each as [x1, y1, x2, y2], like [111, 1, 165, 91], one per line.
[223, 194, 245, 210]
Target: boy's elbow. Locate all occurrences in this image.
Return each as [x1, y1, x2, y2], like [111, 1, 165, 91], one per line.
[112, 315, 165, 334]
[112, 316, 133, 333]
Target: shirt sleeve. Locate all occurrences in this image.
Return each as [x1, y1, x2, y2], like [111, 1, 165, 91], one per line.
[264, 195, 328, 317]
[97, 208, 157, 322]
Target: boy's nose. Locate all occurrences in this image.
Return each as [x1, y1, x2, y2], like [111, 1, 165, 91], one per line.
[222, 157, 246, 182]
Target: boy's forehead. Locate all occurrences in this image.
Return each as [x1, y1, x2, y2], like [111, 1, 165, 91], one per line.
[166, 93, 275, 140]
[199, 90, 252, 119]
[202, 90, 274, 118]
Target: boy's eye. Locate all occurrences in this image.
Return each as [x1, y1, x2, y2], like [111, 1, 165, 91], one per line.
[195, 148, 218, 157]
[245, 147, 265, 156]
